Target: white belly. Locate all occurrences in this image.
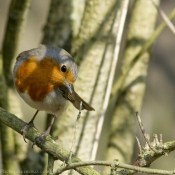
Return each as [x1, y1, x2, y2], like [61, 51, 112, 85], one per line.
[19, 89, 67, 114]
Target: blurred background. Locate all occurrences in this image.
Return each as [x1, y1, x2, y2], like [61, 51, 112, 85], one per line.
[0, 0, 175, 172]
[139, 0, 175, 170]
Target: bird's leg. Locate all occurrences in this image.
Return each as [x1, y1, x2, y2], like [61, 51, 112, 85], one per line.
[32, 114, 56, 147]
[21, 110, 39, 143]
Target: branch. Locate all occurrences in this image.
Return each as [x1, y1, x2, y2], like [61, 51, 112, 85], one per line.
[1, 107, 175, 175]
[54, 160, 174, 175]
[136, 112, 158, 153]
[134, 112, 175, 167]
[0, 107, 100, 175]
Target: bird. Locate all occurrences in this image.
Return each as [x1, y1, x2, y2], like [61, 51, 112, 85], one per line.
[13, 45, 94, 145]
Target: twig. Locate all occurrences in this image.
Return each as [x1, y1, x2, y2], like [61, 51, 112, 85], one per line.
[53, 160, 175, 175]
[135, 136, 142, 154]
[68, 101, 82, 163]
[151, 0, 175, 35]
[135, 112, 158, 153]
[159, 134, 163, 146]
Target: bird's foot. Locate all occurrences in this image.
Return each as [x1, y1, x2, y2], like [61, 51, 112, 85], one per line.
[32, 130, 50, 148]
[21, 121, 36, 143]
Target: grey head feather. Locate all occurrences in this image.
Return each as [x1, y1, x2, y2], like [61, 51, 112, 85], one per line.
[16, 45, 78, 81]
[40, 45, 78, 81]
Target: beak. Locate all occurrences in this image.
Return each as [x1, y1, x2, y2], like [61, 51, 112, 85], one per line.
[65, 79, 73, 94]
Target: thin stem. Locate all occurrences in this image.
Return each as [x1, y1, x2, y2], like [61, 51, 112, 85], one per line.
[68, 101, 82, 162]
[53, 160, 175, 175]
[136, 112, 158, 153]
[135, 136, 142, 154]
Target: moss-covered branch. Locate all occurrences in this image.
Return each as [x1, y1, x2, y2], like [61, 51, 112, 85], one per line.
[0, 107, 100, 175]
[0, 107, 175, 175]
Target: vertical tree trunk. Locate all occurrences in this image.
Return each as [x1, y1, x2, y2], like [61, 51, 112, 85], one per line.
[42, 1, 129, 174]
[2, 0, 31, 86]
[104, 0, 160, 173]
[42, 0, 72, 51]
[1, 0, 31, 174]
[52, 0, 129, 168]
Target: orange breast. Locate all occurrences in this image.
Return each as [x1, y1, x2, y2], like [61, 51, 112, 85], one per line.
[15, 57, 65, 101]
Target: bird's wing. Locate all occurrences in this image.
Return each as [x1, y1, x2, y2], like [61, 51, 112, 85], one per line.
[59, 86, 94, 111]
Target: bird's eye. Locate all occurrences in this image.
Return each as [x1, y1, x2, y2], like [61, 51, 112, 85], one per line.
[61, 65, 67, 72]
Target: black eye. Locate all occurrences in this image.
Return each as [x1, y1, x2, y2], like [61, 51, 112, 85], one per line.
[61, 65, 67, 72]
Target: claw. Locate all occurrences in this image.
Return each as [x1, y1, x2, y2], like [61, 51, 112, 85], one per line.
[21, 121, 36, 143]
[22, 132, 28, 143]
[32, 115, 56, 147]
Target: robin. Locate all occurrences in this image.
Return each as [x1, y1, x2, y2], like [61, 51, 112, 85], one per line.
[13, 45, 94, 145]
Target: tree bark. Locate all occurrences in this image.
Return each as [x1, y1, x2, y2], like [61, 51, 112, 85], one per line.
[51, 0, 129, 168]
[104, 0, 160, 173]
[41, 1, 129, 174]
[42, 0, 72, 51]
[1, 0, 31, 174]
[2, 0, 31, 86]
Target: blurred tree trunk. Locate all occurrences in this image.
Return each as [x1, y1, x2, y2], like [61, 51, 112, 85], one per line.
[42, 0, 72, 51]
[103, 0, 160, 173]
[0, 54, 9, 173]
[41, 0, 73, 173]
[41, 1, 129, 175]
[0, 0, 31, 174]
[71, 0, 129, 161]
